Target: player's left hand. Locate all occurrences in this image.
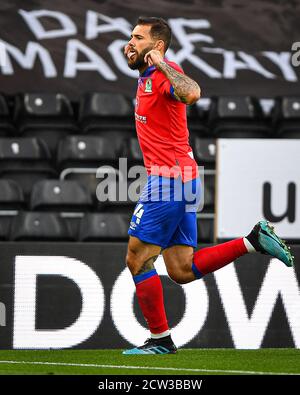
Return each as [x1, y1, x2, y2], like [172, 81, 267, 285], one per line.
[144, 50, 164, 67]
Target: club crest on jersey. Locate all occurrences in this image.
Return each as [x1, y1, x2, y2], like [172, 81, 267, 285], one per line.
[145, 78, 152, 93]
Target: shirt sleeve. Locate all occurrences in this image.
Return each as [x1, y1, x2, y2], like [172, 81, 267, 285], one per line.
[157, 62, 184, 99]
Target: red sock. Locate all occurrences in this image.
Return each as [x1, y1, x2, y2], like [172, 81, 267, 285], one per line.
[134, 270, 169, 334]
[192, 238, 248, 278]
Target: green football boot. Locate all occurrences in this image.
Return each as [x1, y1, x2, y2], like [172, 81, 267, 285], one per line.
[246, 220, 294, 267]
[123, 335, 177, 355]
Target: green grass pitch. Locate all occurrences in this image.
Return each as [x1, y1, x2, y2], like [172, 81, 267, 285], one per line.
[0, 349, 299, 375]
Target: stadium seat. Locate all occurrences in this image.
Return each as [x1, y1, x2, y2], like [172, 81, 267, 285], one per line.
[0, 137, 51, 168]
[14, 93, 78, 154]
[58, 134, 129, 200]
[197, 216, 214, 243]
[0, 137, 56, 197]
[0, 94, 15, 135]
[208, 96, 272, 138]
[79, 92, 133, 132]
[30, 180, 93, 212]
[271, 96, 300, 138]
[187, 103, 208, 136]
[79, 212, 129, 241]
[95, 178, 141, 213]
[57, 135, 123, 170]
[124, 137, 144, 165]
[10, 211, 75, 241]
[14, 93, 77, 132]
[89, 129, 134, 151]
[0, 179, 25, 210]
[22, 129, 74, 157]
[60, 166, 126, 202]
[0, 216, 11, 240]
[202, 174, 215, 213]
[192, 137, 216, 169]
[186, 104, 198, 118]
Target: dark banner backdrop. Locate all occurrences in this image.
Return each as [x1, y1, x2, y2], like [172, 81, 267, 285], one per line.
[0, 242, 299, 350]
[0, 0, 299, 99]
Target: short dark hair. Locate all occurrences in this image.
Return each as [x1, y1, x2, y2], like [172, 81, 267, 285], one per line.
[136, 16, 172, 52]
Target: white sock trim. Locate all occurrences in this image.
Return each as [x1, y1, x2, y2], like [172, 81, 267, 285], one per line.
[151, 330, 170, 339]
[243, 237, 256, 253]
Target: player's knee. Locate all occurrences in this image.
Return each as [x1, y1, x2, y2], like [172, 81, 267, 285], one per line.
[126, 250, 141, 276]
[168, 271, 189, 284]
[166, 257, 193, 285]
[167, 267, 190, 285]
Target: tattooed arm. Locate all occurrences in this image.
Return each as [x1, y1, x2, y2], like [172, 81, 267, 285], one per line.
[144, 50, 201, 104]
[156, 60, 201, 104]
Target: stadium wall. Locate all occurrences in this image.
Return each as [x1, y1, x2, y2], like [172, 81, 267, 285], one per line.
[0, 242, 299, 350]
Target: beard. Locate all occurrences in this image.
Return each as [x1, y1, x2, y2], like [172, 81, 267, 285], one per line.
[127, 45, 154, 70]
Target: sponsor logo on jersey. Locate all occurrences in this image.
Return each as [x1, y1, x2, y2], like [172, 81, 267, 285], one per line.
[135, 112, 147, 124]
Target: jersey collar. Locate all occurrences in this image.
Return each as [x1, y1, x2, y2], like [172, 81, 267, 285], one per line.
[139, 57, 168, 78]
[140, 65, 156, 78]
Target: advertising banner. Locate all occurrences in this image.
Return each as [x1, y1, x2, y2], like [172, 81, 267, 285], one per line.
[216, 139, 300, 241]
[0, 242, 299, 349]
[0, 0, 299, 98]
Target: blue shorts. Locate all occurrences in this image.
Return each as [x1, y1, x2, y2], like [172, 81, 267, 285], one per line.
[128, 175, 201, 249]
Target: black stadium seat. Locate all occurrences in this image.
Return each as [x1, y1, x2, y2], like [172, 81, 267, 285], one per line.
[79, 212, 129, 241]
[78, 130, 137, 191]
[20, 128, 73, 157]
[0, 215, 14, 241]
[0, 218, 10, 240]
[0, 137, 56, 197]
[79, 92, 133, 132]
[87, 129, 135, 154]
[14, 93, 77, 132]
[57, 135, 127, 198]
[14, 93, 78, 154]
[30, 180, 93, 212]
[192, 137, 216, 169]
[124, 137, 144, 165]
[10, 211, 75, 241]
[60, 166, 127, 202]
[197, 216, 214, 243]
[272, 96, 300, 138]
[0, 179, 25, 210]
[0, 137, 51, 169]
[57, 135, 123, 170]
[0, 94, 15, 135]
[186, 103, 208, 135]
[96, 177, 147, 213]
[208, 96, 271, 138]
[202, 174, 215, 213]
